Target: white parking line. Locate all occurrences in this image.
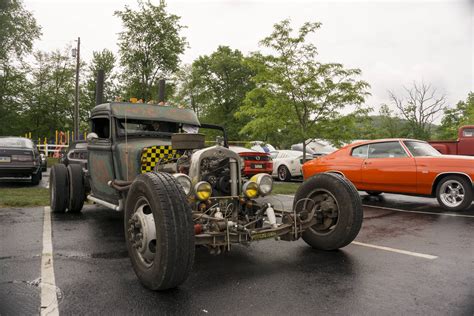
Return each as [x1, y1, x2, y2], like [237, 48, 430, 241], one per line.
[362, 204, 474, 218]
[41, 206, 59, 316]
[274, 194, 474, 218]
[351, 241, 438, 260]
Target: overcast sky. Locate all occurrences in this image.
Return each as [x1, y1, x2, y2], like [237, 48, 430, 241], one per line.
[24, 0, 473, 116]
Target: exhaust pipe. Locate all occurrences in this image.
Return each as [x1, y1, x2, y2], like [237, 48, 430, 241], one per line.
[95, 69, 104, 105]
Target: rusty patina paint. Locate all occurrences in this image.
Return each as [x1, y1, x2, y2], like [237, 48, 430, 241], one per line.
[113, 138, 172, 181]
[91, 102, 200, 126]
[88, 149, 119, 201]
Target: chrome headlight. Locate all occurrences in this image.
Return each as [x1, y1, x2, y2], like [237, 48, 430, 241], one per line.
[173, 173, 192, 196]
[250, 173, 273, 196]
[242, 181, 258, 199]
[194, 181, 212, 201]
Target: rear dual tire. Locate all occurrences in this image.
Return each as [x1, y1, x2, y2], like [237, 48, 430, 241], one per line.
[50, 164, 84, 213]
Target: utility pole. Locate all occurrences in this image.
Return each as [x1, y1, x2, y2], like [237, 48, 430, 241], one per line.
[73, 37, 80, 140]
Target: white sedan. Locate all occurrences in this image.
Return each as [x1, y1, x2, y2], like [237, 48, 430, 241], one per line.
[270, 150, 312, 181]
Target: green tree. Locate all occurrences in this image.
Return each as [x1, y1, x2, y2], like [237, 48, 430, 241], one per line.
[388, 82, 446, 140]
[170, 64, 205, 115]
[437, 92, 474, 139]
[82, 49, 120, 120]
[115, 0, 186, 101]
[376, 104, 406, 138]
[0, 0, 41, 135]
[184, 46, 256, 140]
[0, 0, 41, 61]
[237, 19, 370, 151]
[24, 49, 76, 138]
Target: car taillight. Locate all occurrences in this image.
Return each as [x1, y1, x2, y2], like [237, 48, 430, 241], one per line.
[11, 154, 33, 162]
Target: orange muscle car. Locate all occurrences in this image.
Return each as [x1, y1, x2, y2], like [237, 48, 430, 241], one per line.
[302, 139, 474, 211]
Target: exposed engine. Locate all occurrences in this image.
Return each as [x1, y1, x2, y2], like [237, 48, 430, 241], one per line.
[152, 133, 283, 254]
[200, 157, 231, 195]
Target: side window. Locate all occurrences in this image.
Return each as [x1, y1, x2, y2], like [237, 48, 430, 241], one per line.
[351, 145, 368, 158]
[91, 118, 110, 139]
[368, 142, 408, 158]
[462, 128, 474, 137]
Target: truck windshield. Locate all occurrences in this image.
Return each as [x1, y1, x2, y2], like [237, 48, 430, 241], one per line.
[404, 141, 442, 157]
[116, 119, 178, 137]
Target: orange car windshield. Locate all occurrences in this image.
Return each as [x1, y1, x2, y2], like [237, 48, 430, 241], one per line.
[404, 141, 442, 157]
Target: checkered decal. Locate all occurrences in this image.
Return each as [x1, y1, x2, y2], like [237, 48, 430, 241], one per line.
[141, 145, 180, 173]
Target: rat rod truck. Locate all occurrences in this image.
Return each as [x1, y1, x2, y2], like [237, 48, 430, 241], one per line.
[429, 125, 474, 156]
[49, 101, 363, 291]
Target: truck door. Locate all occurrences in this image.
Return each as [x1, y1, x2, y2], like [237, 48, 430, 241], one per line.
[457, 127, 474, 156]
[87, 116, 119, 203]
[361, 141, 417, 193]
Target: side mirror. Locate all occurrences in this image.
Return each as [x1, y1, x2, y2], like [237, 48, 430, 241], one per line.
[87, 132, 99, 142]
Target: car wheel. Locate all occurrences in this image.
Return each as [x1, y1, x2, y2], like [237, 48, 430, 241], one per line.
[366, 191, 382, 196]
[277, 165, 291, 182]
[67, 164, 85, 213]
[436, 175, 472, 212]
[50, 164, 69, 213]
[125, 172, 195, 290]
[294, 173, 363, 250]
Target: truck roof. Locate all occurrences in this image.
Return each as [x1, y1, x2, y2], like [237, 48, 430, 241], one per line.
[91, 102, 200, 126]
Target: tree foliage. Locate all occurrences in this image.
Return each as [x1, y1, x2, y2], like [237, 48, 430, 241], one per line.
[0, 0, 41, 61]
[388, 82, 446, 140]
[437, 92, 474, 139]
[25, 49, 76, 137]
[115, 0, 186, 101]
[183, 46, 256, 140]
[0, 0, 41, 136]
[236, 19, 370, 148]
[83, 49, 120, 115]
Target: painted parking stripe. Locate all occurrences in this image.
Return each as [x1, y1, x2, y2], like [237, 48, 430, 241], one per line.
[362, 204, 474, 218]
[40, 206, 59, 316]
[351, 241, 438, 260]
[275, 194, 474, 218]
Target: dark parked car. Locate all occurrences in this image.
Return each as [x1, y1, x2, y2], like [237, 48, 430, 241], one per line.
[59, 141, 88, 168]
[0, 137, 42, 184]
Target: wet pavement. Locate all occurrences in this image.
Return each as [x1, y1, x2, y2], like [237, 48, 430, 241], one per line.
[1, 193, 473, 315]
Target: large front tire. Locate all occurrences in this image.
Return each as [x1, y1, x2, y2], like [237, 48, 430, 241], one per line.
[125, 172, 195, 290]
[294, 173, 363, 250]
[50, 164, 68, 213]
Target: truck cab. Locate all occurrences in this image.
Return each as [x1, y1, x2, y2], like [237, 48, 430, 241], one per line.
[429, 125, 474, 156]
[86, 102, 201, 205]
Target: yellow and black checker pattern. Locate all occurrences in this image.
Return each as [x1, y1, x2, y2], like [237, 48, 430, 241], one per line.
[141, 145, 181, 173]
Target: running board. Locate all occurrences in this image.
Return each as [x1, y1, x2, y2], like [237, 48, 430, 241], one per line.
[87, 195, 123, 211]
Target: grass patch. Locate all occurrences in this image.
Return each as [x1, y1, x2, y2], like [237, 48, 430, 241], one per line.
[0, 187, 49, 207]
[47, 157, 59, 167]
[272, 182, 301, 195]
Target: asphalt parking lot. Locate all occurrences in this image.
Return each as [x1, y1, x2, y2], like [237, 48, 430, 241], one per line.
[1, 190, 473, 315]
